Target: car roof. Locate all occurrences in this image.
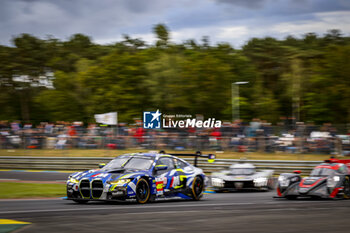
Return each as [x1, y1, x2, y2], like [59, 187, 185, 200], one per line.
[114, 152, 175, 160]
[229, 163, 256, 169]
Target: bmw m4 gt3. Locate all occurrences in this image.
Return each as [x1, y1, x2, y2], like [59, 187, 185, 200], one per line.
[66, 152, 208, 204]
[276, 158, 350, 199]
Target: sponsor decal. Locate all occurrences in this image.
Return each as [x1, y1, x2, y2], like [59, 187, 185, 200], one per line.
[155, 177, 167, 195]
[170, 176, 180, 188]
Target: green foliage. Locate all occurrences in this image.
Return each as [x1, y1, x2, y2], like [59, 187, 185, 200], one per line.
[0, 27, 350, 124]
[35, 71, 86, 122]
[153, 24, 170, 48]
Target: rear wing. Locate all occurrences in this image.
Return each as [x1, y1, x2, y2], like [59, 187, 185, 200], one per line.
[159, 150, 215, 167]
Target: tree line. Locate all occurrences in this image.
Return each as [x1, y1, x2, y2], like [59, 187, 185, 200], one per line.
[0, 24, 349, 124]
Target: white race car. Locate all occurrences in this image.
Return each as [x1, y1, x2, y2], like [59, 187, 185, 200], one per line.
[211, 163, 274, 191]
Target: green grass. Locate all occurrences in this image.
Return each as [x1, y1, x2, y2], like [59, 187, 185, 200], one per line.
[0, 149, 348, 161]
[0, 182, 65, 199]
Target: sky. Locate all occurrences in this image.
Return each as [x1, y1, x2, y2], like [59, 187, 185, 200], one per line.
[0, 0, 350, 47]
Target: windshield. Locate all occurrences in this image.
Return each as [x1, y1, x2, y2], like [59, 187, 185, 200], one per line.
[310, 167, 336, 177]
[230, 168, 255, 175]
[123, 157, 154, 170]
[101, 156, 130, 171]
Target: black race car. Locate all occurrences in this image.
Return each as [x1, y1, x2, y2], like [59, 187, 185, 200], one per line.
[276, 158, 350, 199]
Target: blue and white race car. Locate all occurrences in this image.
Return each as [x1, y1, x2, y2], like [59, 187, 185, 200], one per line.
[66, 152, 212, 204]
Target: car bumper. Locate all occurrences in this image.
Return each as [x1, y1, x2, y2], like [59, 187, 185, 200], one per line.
[212, 180, 269, 191]
[66, 197, 125, 202]
[67, 182, 132, 201]
[278, 184, 344, 199]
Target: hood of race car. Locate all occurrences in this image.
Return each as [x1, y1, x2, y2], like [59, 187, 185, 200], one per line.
[225, 175, 254, 181]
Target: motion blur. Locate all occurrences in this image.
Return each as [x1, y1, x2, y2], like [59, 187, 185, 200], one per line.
[0, 0, 350, 232]
[1, 120, 349, 156]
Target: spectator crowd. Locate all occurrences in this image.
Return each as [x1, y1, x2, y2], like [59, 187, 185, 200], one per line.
[0, 120, 349, 156]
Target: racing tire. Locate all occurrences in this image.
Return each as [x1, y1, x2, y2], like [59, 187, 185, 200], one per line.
[135, 178, 151, 204]
[286, 196, 297, 200]
[343, 176, 350, 199]
[191, 176, 204, 201]
[73, 199, 89, 204]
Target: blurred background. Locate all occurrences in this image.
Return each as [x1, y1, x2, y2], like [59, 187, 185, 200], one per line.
[0, 0, 349, 157]
[0, 1, 350, 232]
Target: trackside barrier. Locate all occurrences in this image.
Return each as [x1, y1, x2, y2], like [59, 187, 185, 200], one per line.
[0, 156, 322, 175]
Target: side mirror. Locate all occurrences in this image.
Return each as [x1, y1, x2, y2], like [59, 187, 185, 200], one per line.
[99, 163, 106, 168]
[155, 165, 168, 171]
[293, 170, 301, 174]
[208, 154, 216, 163]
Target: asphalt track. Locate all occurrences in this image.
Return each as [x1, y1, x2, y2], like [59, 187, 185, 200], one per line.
[0, 170, 69, 182]
[1, 171, 350, 232]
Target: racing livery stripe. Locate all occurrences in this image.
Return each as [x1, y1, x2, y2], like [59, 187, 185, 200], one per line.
[129, 182, 136, 193]
[299, 178, 326, 188]
[329, 187, 343, 198]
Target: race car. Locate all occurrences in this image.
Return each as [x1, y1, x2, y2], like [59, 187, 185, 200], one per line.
[210, 162, 274, 191]
[276, 158, 350, 199]
[66, 151, 213, 204]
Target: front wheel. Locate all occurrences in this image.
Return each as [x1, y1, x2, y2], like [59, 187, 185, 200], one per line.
[136, 178, 151, 204]
[191, 176, 204, 201]
[343, 177, 350, 199]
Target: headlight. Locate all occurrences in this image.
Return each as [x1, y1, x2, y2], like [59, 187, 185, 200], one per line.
[278, 176, 290, 187]
[254, 177, 267, 183]
[211, 177, 224, 187]
[327, 176, 340, 188]
[68, 177, 79, 183]
[108, 179, 132, 186]
[254, 177, 268, 186]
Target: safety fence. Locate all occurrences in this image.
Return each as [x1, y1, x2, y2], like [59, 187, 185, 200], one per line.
[0, 156, 322, 175]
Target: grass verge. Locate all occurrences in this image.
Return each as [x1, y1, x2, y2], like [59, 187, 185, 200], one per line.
[0, 182, 65, 199]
